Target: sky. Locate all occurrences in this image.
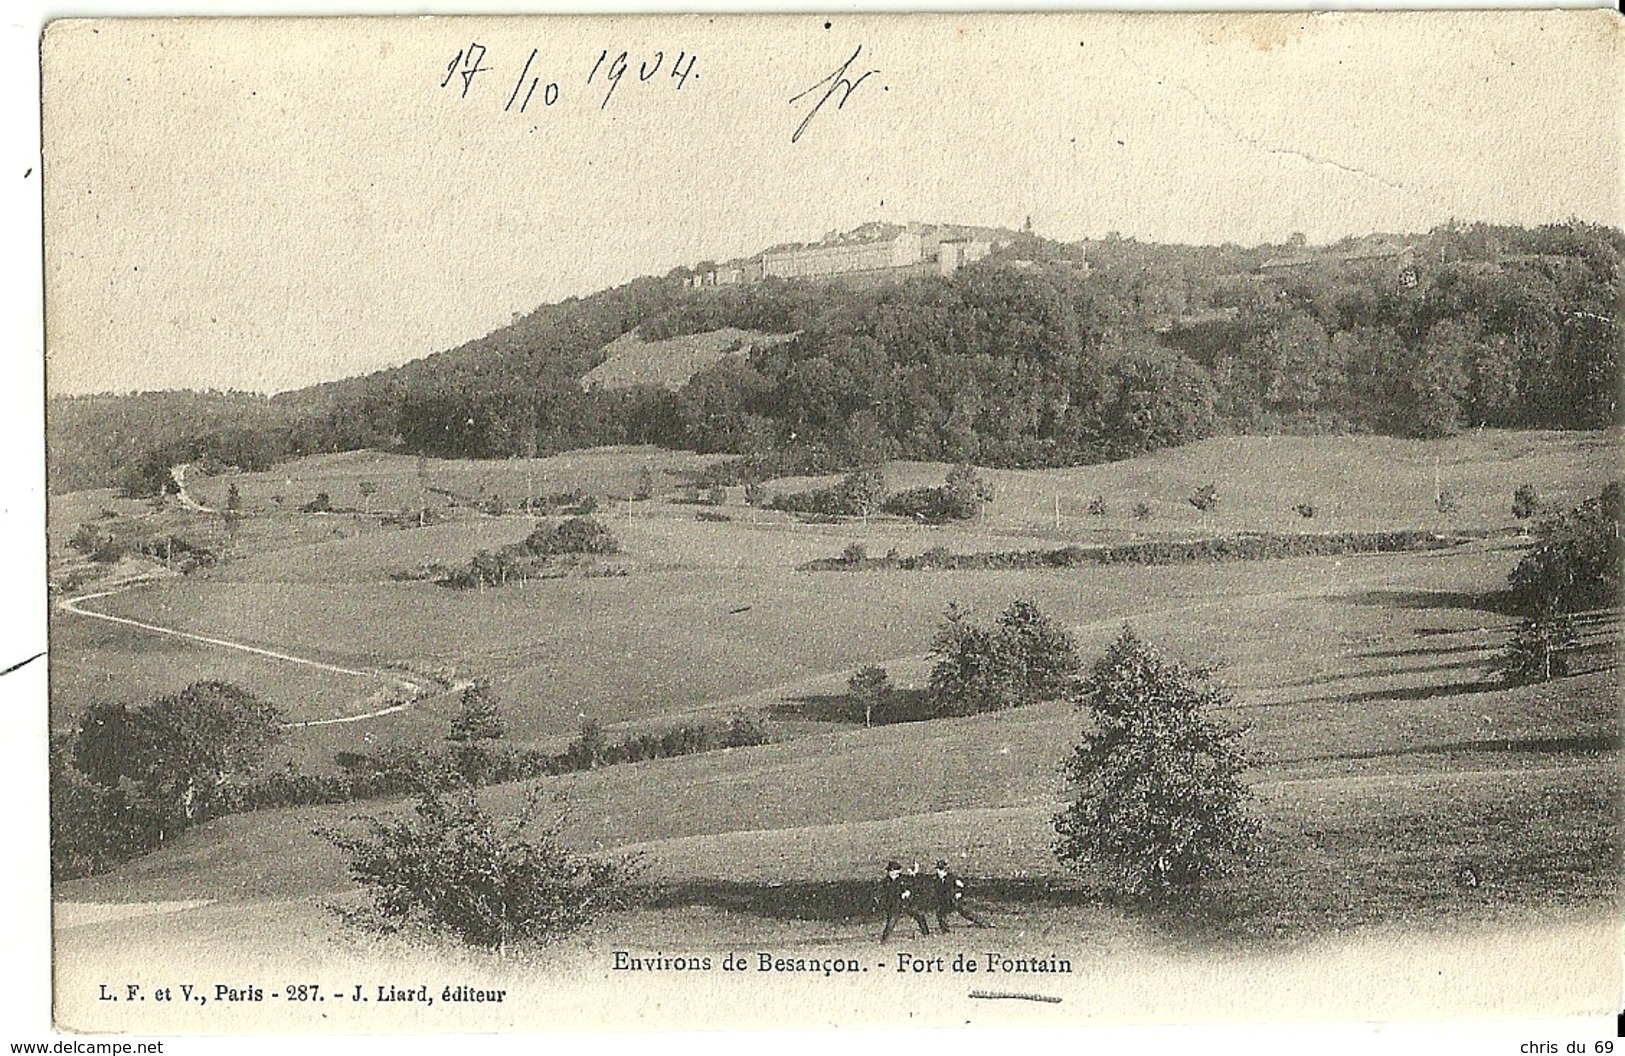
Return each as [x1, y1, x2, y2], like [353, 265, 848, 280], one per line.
[41, 11, 1623, 395]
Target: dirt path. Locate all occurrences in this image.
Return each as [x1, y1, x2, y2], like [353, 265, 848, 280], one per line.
[58, 581, 438, 726]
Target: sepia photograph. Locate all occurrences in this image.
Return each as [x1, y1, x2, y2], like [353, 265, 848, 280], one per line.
[28, 8, 1624, 1042]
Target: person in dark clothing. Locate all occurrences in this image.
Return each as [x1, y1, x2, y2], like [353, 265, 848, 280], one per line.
[879, 860, 931, 941]
[930, 859, 991, 931]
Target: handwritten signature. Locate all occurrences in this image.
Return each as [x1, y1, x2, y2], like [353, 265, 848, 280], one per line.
[789, 45, 880, 144]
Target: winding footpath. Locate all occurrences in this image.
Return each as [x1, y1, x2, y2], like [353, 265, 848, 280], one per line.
[57, 580, 433, 727]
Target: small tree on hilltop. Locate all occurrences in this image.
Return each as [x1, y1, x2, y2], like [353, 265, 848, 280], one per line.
[1053, 627, 1257, 900]
[847, 664, 892, 728]
[320, 785, 642, 953]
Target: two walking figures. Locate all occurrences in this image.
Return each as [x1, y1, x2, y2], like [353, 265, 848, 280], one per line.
[879, 859, 992, 941]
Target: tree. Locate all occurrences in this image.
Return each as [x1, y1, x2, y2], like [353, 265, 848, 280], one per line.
[848, 664, 892, 727]
[1053, 627, 1257, 899]
[124, 681, 284, 826]
[320, 785, 642, 952]
[992, 599, 1079, 706]
[1511, 484, 1539, 522]
[1498, 613, 1580, 684]
[633, 466, 656, 501]
[449, 679, 506, 743]
[837, 464, 888, 521]
[226, 482, 242, 512]
[926, 603, 1003, 717]
[526, 516, 621, 557]
[944, 463, 995, 513]
[72, 683, 282, 839]
[1507, 484, 1623, 615]
[927, 600, 1079, 717]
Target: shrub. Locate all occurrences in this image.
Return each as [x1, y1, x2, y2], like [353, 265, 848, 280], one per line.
[1434, 487, 1460, 515]
[525, 516, 621, 557]
[770, 466, 887, 519]
[743, 481, 766, 506]
[303, 491, 333, 513]
[841, 542, 868, 564]
[1498, 613, 1580, 684]
[1132, 501, 1153, 521]
[448, 679, 505, 744]
[320, 785, 642, 951]
[882, 465, 993, 524]
[1087, 497, 1106, 517]
[1294, 502, 1317, 519]
[927, 600, 1079, 717]
[1511, 484, 1539, 521]
[633, 467, 656, 501]
[1189, 484, 1220, 514]
[1053, 627, 1257, 899]
[722, 710, 770, 747]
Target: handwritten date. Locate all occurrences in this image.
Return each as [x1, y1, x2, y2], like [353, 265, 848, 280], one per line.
[441, 42, 697, 116]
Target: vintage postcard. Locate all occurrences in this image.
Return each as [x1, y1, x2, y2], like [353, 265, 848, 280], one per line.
[37, 10, 1623, 1042]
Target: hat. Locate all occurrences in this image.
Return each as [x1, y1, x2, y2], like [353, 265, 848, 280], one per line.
[885, 860, 902, 871]
[935, 860, 949, 870]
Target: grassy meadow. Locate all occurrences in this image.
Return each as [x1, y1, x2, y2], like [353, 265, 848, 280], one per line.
[48, 429, 1621, 1010]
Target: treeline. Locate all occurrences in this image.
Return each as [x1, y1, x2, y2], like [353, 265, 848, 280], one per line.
[226, 712, 770, 816]
[49, 222, 1621, 494]
[801, 529, 1463, 573]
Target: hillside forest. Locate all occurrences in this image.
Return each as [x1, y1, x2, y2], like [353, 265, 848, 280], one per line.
[48, 222, 1621, 494]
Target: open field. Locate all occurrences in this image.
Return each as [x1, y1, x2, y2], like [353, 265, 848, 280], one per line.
[48, 429, 1621, 1013]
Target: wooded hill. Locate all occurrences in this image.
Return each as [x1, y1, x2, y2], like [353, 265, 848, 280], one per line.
[48, 222, 1622, 495]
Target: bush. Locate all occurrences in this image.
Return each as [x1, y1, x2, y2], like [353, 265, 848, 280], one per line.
[1087, 497, 1106, 517]
[1498, 613, 1580, 684]
[633, 467, 656, 501]
[1053, 627, 1257, 899]
[525, 515, 621, 557]
[881, 464, 993, 524]
[927, 600, 1079, 717]
[1132, 501, 1153, 521]
[1511, 484, 1539, 521]
[448, 680, 505, 744]
[303, 491, 333, 513]
[841, 542, 868, 564]
[770, 466, 887, 519]
[1294, 502, 1317, 519]
[321, 785, 642, 951]
[1189, 484, 1220, 514]
[800, 529, 1462, 574]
